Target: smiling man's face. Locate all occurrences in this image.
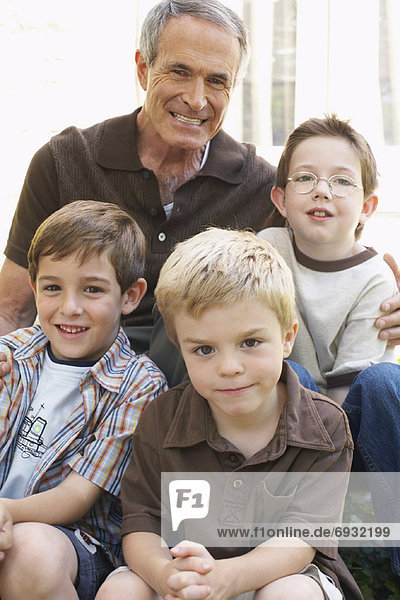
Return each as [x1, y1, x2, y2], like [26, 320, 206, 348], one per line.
[135, 15, 241, 152]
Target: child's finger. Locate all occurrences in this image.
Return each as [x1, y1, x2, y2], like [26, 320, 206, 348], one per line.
[172, 555, 212, 574]
[166, 583, 211, 600]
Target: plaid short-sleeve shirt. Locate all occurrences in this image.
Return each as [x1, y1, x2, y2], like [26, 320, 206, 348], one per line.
[0, 325, 167, 565]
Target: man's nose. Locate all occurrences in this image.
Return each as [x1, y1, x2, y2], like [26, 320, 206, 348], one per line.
[182, 77, 207, 112]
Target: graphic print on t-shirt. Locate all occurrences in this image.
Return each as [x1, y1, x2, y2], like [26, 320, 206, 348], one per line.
[16, 404, 48, 459]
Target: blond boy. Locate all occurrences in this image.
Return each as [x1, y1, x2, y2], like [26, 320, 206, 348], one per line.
[117, 228, 361, 600]
[0, 201, 167, 600]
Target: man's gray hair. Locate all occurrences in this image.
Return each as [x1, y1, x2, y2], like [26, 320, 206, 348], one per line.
[139, 0, 249, 84]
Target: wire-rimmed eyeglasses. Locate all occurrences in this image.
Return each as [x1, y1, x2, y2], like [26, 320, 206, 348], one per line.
[287, 172, 363, 198]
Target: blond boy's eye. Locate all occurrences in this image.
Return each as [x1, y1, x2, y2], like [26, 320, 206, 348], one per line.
[195, 345, 214, 356]
[242, 338, 259, 348]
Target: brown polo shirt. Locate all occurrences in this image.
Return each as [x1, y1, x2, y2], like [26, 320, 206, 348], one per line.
[126, 363, 353, 528]
[120, 363, 362, 598]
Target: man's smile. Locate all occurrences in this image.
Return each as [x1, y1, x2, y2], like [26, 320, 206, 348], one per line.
[170, 112, 205, 125]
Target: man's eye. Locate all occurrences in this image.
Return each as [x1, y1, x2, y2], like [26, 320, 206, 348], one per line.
[242, 338, 259, 349]
[208, 77, 226, 89]
[171, 69, 187, 78]
[195, 345, 214, 356]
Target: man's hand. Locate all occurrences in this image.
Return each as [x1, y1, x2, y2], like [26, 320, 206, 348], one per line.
[0, 352, 11, 390]
[0, 500, 13, 560]
[376, 254, 400, 347]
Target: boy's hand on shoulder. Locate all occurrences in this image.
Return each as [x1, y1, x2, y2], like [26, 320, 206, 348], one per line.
[165, 541, 232, 600]
[0, 499, 14, 559]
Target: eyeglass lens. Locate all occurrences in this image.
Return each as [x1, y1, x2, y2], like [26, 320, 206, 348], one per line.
[291, 173, 356, 197]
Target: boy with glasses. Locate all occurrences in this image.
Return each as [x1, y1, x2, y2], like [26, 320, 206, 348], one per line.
[259, 114, 397, 406]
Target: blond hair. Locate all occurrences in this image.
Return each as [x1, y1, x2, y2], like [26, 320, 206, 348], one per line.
[155, 227, 296, 345]
[28, 200, 145, 292]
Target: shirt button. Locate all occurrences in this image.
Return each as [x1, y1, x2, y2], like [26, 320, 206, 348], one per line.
[233, 479, 243, 489]
[229, 453, 239, 463]
[158, 232, 166, 242]
[149, 208, 158, 216]
[143, 170, 151, 179]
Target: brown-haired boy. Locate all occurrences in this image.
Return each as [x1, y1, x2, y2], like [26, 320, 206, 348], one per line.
[0, 201, 167, 599]
[259, 114, 397, 405]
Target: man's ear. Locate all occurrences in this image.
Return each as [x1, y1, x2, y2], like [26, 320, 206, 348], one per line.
[135, 50, 149, 91]
[282, 320, 298, 359]
[271, 186, 288, 218]
[359, 194, 378, 224]
[121, 278, 148, 315]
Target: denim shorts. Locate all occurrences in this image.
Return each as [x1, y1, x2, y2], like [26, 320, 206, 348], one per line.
[56, 527, 114, 600]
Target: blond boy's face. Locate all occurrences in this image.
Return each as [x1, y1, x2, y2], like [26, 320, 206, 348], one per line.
[31, 251, 139, 362]
[175, 299, 296, 428]
[272, 136, 377, 260]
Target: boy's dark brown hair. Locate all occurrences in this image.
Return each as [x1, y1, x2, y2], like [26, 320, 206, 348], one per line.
[28, 200, 146, 292]
[270, 114, 378, 240]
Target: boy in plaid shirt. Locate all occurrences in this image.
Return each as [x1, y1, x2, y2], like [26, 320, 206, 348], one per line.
[0, 201, 167, 600]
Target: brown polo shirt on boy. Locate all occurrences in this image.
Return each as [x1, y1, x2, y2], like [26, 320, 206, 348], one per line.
[121, 362, 361, 599]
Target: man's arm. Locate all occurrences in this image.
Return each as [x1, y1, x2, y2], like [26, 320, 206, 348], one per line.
[376, 254, 400, 346]
[0, 259, 36, 384]
[0, 258, 36, 335]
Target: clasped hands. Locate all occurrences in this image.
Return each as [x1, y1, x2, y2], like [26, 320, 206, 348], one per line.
[162, 541, 231, 600]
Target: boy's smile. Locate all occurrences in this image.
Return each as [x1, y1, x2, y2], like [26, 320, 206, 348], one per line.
[175, 300, 297, 430]
[32, 251, 136, 362]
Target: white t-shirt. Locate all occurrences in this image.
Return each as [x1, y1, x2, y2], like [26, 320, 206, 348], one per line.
[0, 347, 92, 498]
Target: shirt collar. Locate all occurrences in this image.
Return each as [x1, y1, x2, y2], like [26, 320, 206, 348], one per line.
[86, 328, 135, 393]
[96, 108, 246, 184]
[163, 362, 336, 456]
[11, 326, 133, 394]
